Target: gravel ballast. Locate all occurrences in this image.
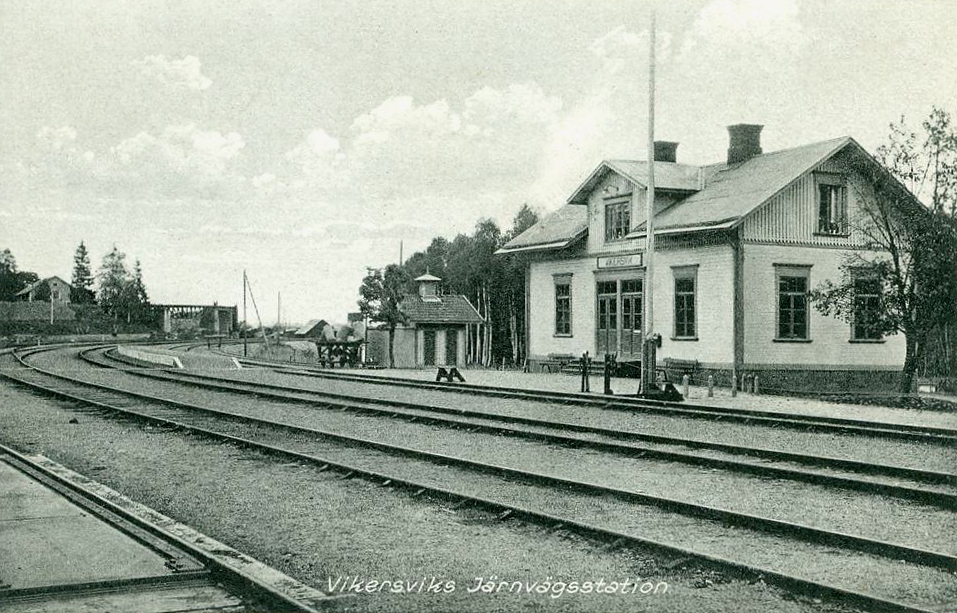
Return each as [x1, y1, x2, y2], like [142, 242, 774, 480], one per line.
[190, 361, 957, 473]
[27, 349, 957, 557]
[0, 382, 868, 613]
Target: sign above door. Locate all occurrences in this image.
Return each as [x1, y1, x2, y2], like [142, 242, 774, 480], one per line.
[596, 253, 644, 269]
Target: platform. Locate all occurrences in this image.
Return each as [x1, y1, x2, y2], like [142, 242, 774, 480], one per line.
[347, 367, 957, 431]
[0, 454, 243, 613]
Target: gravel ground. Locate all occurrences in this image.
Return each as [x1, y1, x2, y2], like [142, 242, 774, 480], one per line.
[167, 359, 957, 474]
[0, 383, 868, 613]
[18, 350, 957, 555]
[213, 346, 957, 430]
[103, 361, 957, 497]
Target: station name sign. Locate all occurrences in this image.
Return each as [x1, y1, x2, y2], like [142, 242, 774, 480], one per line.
[596, 253, 643, 269]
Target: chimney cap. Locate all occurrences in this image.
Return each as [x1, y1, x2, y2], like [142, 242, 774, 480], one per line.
[653, 140, 679, 163]
[727, 124, 764, 165]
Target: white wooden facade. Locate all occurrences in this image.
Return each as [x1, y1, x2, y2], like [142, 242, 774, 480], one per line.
[509, 135, 907, 390]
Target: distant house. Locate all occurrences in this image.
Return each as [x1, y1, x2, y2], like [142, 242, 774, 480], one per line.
[370, 273, 484, 368]
[15, 276, 72, 306]
[293, 319, 328, 338]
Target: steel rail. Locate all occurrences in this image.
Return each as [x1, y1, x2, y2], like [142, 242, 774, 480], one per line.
[88, 347, 957, 508]
[0, 442, 328, 613]
[224, 352, 957, 441]
[8, 347, 957, 573]
[0, 346, 945, 613]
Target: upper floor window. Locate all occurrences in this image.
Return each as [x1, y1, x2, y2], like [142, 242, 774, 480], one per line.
[604, 201, 631, 242]
[776, 266, 810, 340]
[852, 272, 883, 341]
[554, 277, 572, 336]
[673, 267, 697, 339]
[816, 173, 847, 235]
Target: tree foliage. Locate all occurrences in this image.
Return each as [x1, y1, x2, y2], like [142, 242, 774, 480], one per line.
[97, 245, 151, 325]
[357, 264, 410, 367]
[71, 241, 95, 304]
[811, 108, 957, 392]
[358, 203, 540, 367]
[0, 248, 40, 301]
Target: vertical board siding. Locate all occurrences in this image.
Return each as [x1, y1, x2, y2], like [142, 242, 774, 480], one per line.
[741, 159, 869, 246]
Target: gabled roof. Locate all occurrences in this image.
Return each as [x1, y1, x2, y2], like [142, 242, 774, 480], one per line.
[294, 318, 327, 335]
[15, 275, 72, 296]
[628, 136, 852, 236]
[495, 204, 587, 255]
[568, 159, 702, 204]
[399, 294, 485, 325]
[496, 135, 863, 254]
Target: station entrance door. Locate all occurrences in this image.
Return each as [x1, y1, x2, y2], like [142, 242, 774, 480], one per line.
[596, 277, 643, 361]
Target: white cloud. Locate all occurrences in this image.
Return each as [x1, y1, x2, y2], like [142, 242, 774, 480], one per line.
[589, 25, 673, 76]
[132, 54, 212, 91]
[107, 124, 244, 188]
[36, 125, 78, 152]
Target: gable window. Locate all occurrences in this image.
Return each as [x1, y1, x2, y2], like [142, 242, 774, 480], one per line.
[604, 201, 631, 242]
[775, 265, 811, 341]
[852, 272, 883, 341]
[816, 173, 847, 235]
[554, 276, 572, 336]
[673, 267, 697, 339]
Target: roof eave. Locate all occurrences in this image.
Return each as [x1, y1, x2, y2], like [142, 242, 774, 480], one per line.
[495, 230, 587, 255]
[626, 221, 737, 239]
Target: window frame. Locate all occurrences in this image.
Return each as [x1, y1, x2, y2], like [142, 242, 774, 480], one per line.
[850, 269, 884, 342]
[671, 265, 698, 341]
[814, 172, 848, 236]
[774, 264, 812, 342]
[553, 274, 573, 337]
[604, 200, 631, 242]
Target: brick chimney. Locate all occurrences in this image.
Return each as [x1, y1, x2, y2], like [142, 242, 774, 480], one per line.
[727, 124, 763, 165]
[653, 141, 679, 163]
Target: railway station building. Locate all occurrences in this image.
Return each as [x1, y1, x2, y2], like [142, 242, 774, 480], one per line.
[498, 125, 910, 392]
[368, 273, 485, 368]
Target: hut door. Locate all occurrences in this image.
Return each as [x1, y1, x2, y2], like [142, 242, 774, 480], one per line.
[445, 330, 458, 365]
[423, 330, 436, 366]
[596, 281, 618, 355]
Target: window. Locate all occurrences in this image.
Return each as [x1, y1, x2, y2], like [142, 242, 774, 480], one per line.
[554, 278, 572, 336]
[673, 268, 696, 339]
[776, 267, 810, 340]
[852, 273, 882, 340]
[604, 201, 631, 241]
[816, 174, 847, 235]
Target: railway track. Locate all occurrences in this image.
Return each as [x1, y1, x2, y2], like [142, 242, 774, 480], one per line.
[218, 351, 957, 442]
[2, 344, 956, 613]
[0, 440, 331, 613]
[93, 347, 957, 508]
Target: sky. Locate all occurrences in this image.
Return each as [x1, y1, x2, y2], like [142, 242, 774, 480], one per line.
[1, 0, 955, 324]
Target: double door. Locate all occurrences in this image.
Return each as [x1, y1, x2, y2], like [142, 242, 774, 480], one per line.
[596, 278, 643, 358]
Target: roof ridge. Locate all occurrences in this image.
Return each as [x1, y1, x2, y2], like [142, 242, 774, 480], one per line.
[606, 136, 852, 169]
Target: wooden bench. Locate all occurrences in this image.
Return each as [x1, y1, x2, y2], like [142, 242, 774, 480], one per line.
[540, 353, 576, 373]
[663, 358, 700, 384]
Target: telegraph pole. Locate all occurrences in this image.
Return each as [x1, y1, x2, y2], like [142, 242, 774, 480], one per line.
[243, 270, 248, 357]
[641, 11, 657, 394]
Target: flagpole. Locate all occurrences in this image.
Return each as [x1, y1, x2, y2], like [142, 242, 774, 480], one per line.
[642, 10, 657, 394]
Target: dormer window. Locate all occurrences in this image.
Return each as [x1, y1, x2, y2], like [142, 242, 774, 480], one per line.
[604, 201, 630, 242]
[816, 173, 847, 235]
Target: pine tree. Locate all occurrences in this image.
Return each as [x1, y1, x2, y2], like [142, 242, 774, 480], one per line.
[71, 241, 94, 303]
